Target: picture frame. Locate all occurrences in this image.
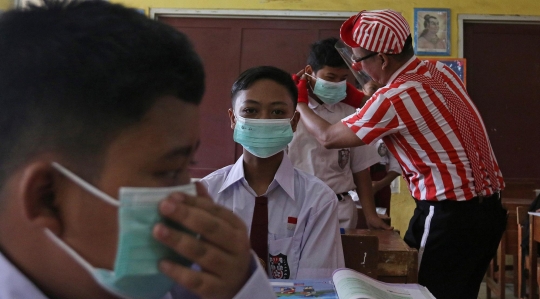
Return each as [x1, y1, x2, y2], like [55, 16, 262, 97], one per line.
[414, 8, 451, 56]
[423, 58, 467, 86]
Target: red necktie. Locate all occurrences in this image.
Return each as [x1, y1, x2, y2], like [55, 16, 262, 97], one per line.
[250, 196, 268, 270]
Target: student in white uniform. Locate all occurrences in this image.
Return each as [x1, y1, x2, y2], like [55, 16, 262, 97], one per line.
[289, 37, 392, 230]
[201, 66, 345, 280]
[370, 139, 401, 214]
[0, 2, 274, 299]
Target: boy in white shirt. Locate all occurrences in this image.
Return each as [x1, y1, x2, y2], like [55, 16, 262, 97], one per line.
[289, 37, 392, 230]
[201, 66, 345, 280]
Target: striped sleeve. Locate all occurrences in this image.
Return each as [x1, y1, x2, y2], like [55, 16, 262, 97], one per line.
[341, 87, 401, 145]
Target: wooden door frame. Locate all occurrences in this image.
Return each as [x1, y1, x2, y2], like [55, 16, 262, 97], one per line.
[150, 8, 356, 21]
[458, 14, 540, 58]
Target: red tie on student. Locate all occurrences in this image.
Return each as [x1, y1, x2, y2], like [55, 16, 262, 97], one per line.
[250, 196, 268, 270]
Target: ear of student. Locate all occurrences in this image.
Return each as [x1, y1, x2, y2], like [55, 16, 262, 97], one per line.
[291, 111, 301, 132]
[228, 108, 236, 129]
[18, 162, 63, 234]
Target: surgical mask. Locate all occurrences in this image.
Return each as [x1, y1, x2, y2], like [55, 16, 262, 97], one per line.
[45, 162, 196, 299]
[233, 114, 294, 158]
[306, 73, 347, 105]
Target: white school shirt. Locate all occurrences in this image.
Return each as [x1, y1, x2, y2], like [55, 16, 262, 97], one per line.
[0, 250, 274, 299]
[288, 97, 380, 194]
[200, 153, 345, 280]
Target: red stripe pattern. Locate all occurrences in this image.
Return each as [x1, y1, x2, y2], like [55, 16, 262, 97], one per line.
[342, 58, 504, 201]
[352, 10, 410, 54]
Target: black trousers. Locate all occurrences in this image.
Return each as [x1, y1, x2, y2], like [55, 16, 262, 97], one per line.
[404, 194, 507, 299]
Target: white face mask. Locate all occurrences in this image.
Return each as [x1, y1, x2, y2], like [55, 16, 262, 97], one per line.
[46, 162, 196, 299]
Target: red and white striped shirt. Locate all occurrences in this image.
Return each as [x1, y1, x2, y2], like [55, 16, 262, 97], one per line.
[342, 56, 504, 201]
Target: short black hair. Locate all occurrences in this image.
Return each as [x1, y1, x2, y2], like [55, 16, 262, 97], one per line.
[307, 37, 347, 72]
[231, 66, 298, 108]
[0, 0, 205, 187]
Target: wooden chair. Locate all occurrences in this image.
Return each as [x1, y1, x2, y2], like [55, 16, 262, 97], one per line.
[485, 210, 510, 299]
[341, 234, 379, 279]
[517, 206, 529, 298]
[527, 213, 540, 299]
[486, 198, 533, 298]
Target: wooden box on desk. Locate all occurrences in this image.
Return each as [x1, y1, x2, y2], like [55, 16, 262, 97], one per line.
[344, 229, 418, 284]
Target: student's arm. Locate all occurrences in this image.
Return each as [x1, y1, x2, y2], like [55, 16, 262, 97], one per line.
[353, 169, 393, 230]
[372, 171, 401, 193]
[296, 102, 365, 149]
[373, 151, 401, 193]
[154, 182, 274, 299]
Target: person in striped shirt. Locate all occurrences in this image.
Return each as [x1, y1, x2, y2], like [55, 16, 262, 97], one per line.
[295, 9, 507, 299]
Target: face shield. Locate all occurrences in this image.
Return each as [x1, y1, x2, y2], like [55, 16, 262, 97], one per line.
[334, 39, 373, 90]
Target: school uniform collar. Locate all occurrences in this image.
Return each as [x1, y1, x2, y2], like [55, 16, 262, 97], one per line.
[218, 153, 296, 201]
[387, 55, 420, 85]
[0, 251, 49, 299]
[308, 95, 336, 113]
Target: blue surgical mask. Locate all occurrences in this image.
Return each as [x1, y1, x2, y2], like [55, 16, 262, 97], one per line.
[45, 162, 196, 299]
[307, 73, 347, 105]
[233, 114, 294, 158]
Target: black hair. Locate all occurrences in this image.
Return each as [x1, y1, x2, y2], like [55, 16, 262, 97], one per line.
[423, 14, 437, 29]
[0, 0, 205, 187]
[231, 66, 298, 108]
[307, 37, 347, 72]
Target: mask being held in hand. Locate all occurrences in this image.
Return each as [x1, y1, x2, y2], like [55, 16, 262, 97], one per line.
[306, 73, 347, 105]
[233, 114, 295, 158]
[45, 162, 197, 299]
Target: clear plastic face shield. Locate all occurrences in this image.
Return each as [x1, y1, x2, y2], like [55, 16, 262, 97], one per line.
[334, 39, 373, 90]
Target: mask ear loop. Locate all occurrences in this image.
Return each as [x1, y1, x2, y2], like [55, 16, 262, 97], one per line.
[52, 162, 119, 207]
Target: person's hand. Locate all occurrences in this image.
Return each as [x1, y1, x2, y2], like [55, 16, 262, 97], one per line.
[365, 214, 393, 230]
[293, 70, 309, 105]
[153, 182, 251, 299]
[362, 80, 382, 97]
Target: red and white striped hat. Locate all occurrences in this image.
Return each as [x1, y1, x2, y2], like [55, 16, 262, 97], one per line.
[340, 10, 410, 54]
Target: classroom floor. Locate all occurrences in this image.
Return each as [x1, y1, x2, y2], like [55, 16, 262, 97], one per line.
[477, 278, 518, 299]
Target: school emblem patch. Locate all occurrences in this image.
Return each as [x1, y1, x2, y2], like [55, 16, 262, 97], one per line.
[377, 142, 388, 157]
[269, 253, 290, 279]
[338, 149, 350, 169]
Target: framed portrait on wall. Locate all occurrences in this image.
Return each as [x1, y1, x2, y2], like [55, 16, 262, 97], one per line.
[414, 8, 451, 56]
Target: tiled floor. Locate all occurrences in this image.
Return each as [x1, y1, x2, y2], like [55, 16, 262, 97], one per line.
[477, 281, 518, 299]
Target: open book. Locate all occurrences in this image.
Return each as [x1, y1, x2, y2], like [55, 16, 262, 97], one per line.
[333, 268, 435, 299]
[270, 268, 435, 299]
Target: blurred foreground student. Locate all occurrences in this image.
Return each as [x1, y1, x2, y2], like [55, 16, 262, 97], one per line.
[201, 66, 344, 280]
[0, 1, 274, 299]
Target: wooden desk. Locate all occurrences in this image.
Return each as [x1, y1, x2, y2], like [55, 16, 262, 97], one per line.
[344, 229, 418, 283]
